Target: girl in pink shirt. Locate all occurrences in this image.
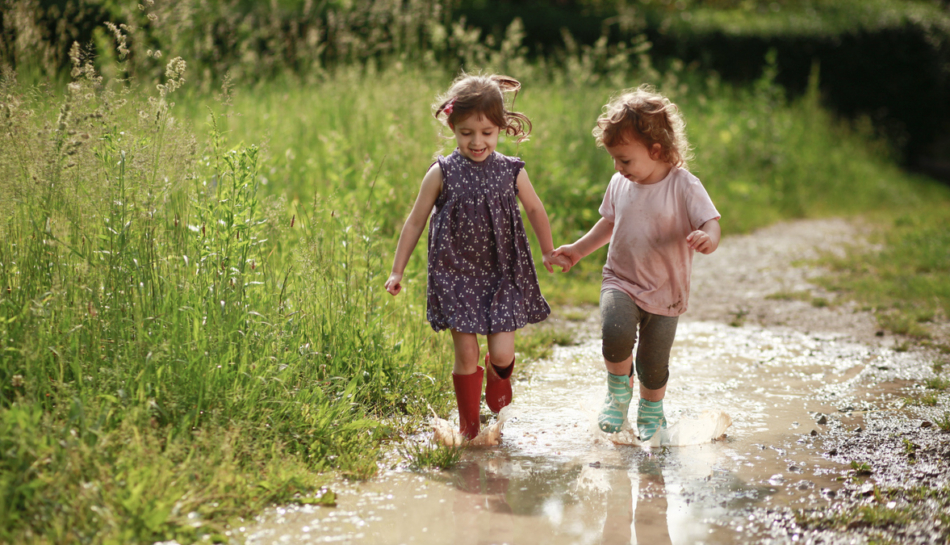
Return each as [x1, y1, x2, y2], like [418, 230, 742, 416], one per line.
[554, 85, 721, 441]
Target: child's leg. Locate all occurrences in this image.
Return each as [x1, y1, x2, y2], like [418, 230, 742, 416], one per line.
[634, 313, 678, 440]
[450, 330, 484, 439]
[598, 289, 639, 432]
[486, 331, 515, 371]
[451, 330, 481, 375]
[485, 331, 516, 413]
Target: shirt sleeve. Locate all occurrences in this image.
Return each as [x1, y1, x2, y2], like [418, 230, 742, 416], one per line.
[685, 175, 720, 230]
[508, 155, 526, 195]
[598, 176, 617, 222]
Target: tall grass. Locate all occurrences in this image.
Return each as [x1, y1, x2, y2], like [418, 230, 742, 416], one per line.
[0, 48, 456, 542]
[178, 53, 948, 303]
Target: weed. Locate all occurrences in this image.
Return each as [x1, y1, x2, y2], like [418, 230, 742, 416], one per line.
[902, 439, 918, 464]
[879, 313, 932, 339]
[850, 461, 873, 475]
[925, 377, 950, 391]
[400, 439, 464, 470]
[289, 488, 338, 507]
[936, 412, 950, 432]
[920, 392, 940, 406]
[811, 297, 831, 308]
[729, 308, 749, 327]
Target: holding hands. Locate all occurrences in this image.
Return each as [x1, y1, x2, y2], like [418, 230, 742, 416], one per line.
[550, 245, 580, 273]
[543, 251, 573, 273]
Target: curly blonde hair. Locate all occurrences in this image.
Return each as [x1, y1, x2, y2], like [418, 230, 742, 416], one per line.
[433, 73, 532, 142]
[593, 85, 691, 169]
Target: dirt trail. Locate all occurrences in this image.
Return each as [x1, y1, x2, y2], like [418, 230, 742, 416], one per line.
[237, 218, 950, 545]
[689, 217, 949, 346]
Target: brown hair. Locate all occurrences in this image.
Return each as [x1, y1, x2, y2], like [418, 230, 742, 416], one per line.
[433, 73, 532, 142]
[593, 85, 691, 169]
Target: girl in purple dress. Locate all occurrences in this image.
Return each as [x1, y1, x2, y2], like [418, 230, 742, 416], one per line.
[385, 74, 569, 440]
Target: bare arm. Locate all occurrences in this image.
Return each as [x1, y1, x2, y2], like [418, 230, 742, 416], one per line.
[516, 169, 569, 273]
[551, 217, 614, 273]
[384, 165, 442, 296]
[686, 218, 721, 254]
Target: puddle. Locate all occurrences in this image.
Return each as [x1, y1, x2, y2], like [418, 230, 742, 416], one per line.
[239, 321, 931, 544]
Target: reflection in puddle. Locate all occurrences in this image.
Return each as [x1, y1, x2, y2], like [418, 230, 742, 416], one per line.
[241, 321, 930, 544]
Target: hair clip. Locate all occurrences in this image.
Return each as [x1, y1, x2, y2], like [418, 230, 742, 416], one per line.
[443, 97, 456, 116]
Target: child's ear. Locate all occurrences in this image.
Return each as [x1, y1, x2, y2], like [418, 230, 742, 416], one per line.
[649, 143, 663, 160]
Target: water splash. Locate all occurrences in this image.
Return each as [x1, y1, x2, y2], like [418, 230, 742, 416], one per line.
[431, 406, 514, 447]
[602, 410, 733, 448]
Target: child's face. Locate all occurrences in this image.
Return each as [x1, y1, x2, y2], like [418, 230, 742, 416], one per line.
[605, 137, 669, 185]
[450, 114, 500, 162]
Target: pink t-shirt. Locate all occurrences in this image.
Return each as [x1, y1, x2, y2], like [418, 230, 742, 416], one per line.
[599, 167, 720, 317]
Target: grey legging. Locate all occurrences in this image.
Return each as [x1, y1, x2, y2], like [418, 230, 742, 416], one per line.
[600, 288, 678, 390]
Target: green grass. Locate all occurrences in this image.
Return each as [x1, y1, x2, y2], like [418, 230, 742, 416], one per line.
[1, 20, 950, 543]
[814, 206, 950, 338]
[184, 56, 943, 243]
[400, 439, 465, 470]
[795, 485, 950, 540]
[925, 377, 950, 390]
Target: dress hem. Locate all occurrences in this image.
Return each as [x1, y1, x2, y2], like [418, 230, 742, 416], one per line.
[428, 309, 551, 335]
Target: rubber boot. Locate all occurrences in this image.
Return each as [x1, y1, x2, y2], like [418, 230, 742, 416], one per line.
[636, 398, 668, 441]
[598, 372, 633, 433]
[453, 367, 484, 440]
[485, 353, 514, 413]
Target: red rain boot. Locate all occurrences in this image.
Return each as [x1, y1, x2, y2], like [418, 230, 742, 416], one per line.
[452, 367, 484, 440]
[484, 353, 514, 414]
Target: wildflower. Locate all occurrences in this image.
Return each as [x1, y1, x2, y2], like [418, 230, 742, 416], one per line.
[11, 375, 23, 387]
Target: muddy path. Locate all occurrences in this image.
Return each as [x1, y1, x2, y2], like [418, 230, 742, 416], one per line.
[239, 218, 950, 545]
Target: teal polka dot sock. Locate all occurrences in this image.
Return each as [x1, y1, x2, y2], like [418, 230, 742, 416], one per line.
[597, 372, 633, 433]
[636, 398, 668, 441]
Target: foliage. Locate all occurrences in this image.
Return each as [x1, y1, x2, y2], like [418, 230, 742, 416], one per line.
[0, 2, 949, 542]
[815, 205, 950, 337]
[0, 47, 452, 542]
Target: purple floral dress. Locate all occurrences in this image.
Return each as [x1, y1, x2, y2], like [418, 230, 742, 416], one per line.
[426, 150, 551, 334]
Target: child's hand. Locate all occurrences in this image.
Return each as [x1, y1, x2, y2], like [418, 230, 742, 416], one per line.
[384, 273, 403, 296]
[686, 230, 714, 254]
[543, 251, 572, 273]
[550, 245, 579, 272]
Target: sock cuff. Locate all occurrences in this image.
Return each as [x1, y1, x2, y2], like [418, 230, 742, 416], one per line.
[491, 361, 513, 380]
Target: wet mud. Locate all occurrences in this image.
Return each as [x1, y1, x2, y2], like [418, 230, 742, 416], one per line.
[238, 320, 950, 544]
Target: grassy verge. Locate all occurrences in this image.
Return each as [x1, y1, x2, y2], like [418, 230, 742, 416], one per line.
[813, 205, 950, 341]
[0, 59, 456, 542]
